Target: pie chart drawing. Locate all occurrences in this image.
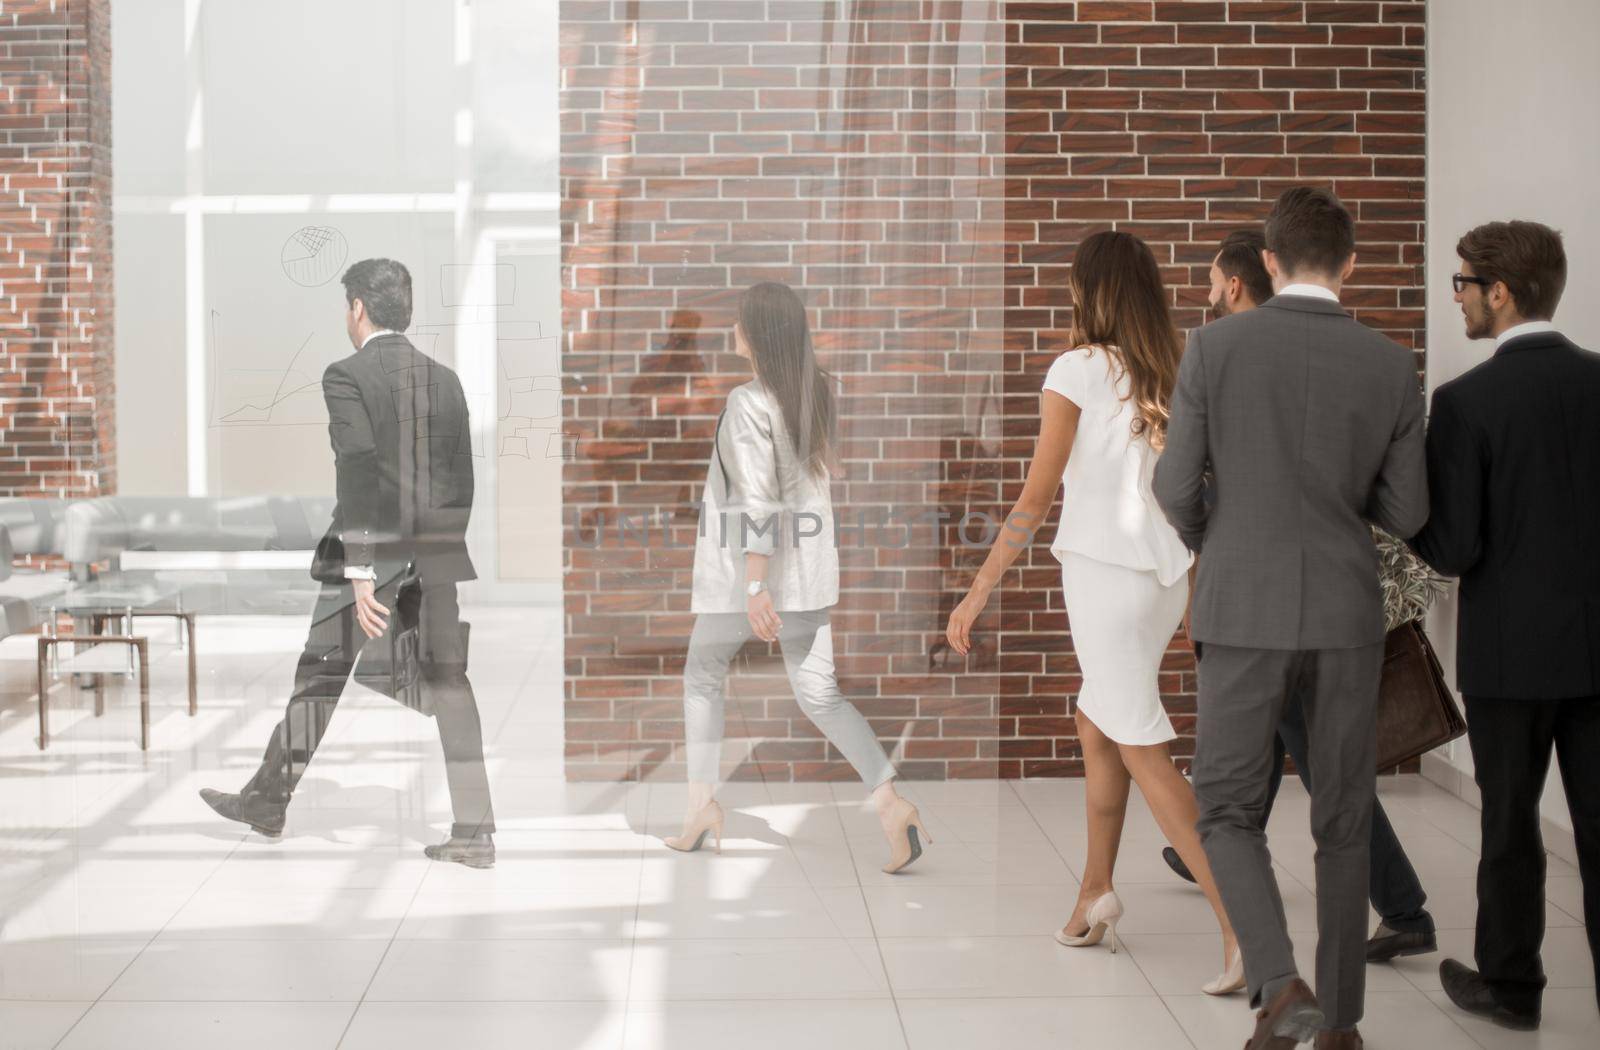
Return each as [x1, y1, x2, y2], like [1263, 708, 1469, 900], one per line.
[280, 226, 349, 287]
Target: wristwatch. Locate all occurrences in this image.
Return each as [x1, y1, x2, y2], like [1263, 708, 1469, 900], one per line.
[746, 580, 766, 597]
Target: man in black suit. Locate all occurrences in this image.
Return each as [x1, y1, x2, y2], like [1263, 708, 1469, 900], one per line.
[201, 258, 496, 868]
[1411, 220, 1600, 1028]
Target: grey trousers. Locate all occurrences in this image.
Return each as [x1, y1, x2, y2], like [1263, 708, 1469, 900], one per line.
[1192, 641, 1384, 1031]
[682, 609, 896, 788]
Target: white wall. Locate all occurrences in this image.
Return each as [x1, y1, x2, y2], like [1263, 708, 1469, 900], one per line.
[1425, 0, 1600, 836]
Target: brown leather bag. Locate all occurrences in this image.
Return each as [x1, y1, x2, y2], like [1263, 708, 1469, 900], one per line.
[1376, 620, 1466, 771]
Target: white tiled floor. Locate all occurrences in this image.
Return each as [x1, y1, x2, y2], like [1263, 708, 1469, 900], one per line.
[0, 608, 1592, 1048]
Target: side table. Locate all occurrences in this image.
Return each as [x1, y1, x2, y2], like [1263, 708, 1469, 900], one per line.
[38, 580, 193, 751]
[37, 634, 149, 750]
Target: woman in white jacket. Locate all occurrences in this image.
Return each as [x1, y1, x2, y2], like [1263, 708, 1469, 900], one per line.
[669, 282, 929, 874]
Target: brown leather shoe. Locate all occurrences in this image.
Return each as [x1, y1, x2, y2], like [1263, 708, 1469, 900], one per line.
[1245, 978, 1325, 1049]
[1315, 1029, 1362, 1049]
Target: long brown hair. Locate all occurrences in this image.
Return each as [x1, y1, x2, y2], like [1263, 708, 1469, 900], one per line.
[1067, 231, 1182, 448]
[738, 282, 836, 478]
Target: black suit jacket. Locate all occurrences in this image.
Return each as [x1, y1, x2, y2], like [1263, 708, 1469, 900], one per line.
[1410, 330, 1600, 699]
[317, 333, 476, 587]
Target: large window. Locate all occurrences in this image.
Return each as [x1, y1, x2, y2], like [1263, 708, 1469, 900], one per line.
[113, 0, 562, 594]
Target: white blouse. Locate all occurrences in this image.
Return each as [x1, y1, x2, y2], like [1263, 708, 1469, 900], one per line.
[1042, 345, 1194, 587]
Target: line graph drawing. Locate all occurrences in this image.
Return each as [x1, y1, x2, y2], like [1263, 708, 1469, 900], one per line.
[209, 311, 329, 428]
[217, 330, 324, 423]
[281, 225, 349, 287]
[208, 257, 567, 456]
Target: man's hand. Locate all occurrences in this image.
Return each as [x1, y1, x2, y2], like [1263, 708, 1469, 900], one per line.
[353, 578, 390, 638]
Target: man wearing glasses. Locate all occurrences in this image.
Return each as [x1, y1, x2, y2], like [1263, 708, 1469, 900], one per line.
[1411, 220, 1600, 1031]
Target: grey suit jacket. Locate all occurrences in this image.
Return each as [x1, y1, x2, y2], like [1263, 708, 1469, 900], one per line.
[1152, 295, 1428, 651]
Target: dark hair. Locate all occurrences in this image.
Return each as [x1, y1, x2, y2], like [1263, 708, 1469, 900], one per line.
[1216, 229, 1273, 305]
[1456, 220, 1567, 320]
[1264, 187, 1356, 279]
[1068, 231, 1182, 448]
[340, 258, 413, 331]
[738, 282, 836, 479]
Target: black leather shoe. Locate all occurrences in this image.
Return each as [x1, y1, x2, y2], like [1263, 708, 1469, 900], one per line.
[199, 788, 285, 838]
[424, 833, 495, 869]
[1162, 846, 1198, 884]
[1439, 958, 1539, 1031]
[1365, 922, 1437, 962]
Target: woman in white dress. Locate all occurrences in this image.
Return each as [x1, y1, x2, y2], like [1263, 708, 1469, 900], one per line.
[945, 231, 1241, 993]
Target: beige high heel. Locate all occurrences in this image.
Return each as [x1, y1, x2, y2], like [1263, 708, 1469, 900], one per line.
[1055, 890, 1125, 953]
[665, 800, 724, 854]
[881, 798, 932, 874]
[1203, 943, 1245, 995]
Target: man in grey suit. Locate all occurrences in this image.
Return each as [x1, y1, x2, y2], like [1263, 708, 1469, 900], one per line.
[1154, 188, 1428, 1050]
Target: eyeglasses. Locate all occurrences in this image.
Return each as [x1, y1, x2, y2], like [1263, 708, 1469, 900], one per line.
[1452, 273, 1493, 293]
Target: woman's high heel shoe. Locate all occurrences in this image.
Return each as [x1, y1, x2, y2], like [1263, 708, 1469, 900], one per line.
[881, 798, 932, 874]
[664, 800, 724, 854]
[1202, 944, 1245, 996]
[1055, 890, 1125, 953]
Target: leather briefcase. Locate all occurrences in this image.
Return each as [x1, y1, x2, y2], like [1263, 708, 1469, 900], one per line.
[352, 574, 427, 714]
[350, 576, 472, 720]
[1376, 620, 1466, 771]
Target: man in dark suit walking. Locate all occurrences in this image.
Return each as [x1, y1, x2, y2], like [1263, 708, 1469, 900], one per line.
[1154, 188, 1429, 1050]
[1411, 220, 1600, 1029]
[201, 258, 496, 868]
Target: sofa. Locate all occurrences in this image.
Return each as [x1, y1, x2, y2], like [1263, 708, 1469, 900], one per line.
[61, 495, 336, 616]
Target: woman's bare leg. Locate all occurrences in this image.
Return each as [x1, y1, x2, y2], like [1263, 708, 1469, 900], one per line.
[1064, 710, 1133, 934]
[1120, 741, 1238, 962]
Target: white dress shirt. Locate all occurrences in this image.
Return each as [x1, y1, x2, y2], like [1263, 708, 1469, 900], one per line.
[1277, 282, 1341, 303]
[360, 329, 398, 349]
[1494, 319, 1558, 350]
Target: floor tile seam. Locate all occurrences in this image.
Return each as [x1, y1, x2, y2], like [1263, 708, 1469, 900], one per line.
[36, 992, 1250, 1005]
[1008, 779, 1202, 1049]
[48, 826, 251, 1050]
[481, 644, 551, 750]
[1418, 987, 1524, 1050]
[706, 701, 873, 941]
[611, 771, 649, 1050]
[331, 848, 434, 1050]
[825, 777, 913, 1050]
[1006, 779, 1088, 886]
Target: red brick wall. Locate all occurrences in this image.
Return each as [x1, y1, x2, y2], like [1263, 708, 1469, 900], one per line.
[560, 0, 1425, 781]
[0, 0, 115, 500]
[1001, 0, 1425, 777]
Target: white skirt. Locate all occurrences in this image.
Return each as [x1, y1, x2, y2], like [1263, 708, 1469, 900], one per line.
[1059, 550, 1188, 746]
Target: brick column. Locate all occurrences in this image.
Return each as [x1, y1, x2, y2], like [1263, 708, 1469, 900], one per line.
[0, 0, 115, 499]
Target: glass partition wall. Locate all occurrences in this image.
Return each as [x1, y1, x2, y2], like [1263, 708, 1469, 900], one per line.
[560, 2, 1011, 788]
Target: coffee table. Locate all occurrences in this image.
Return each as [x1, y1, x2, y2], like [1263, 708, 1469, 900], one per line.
[38, 580, 195, 750]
